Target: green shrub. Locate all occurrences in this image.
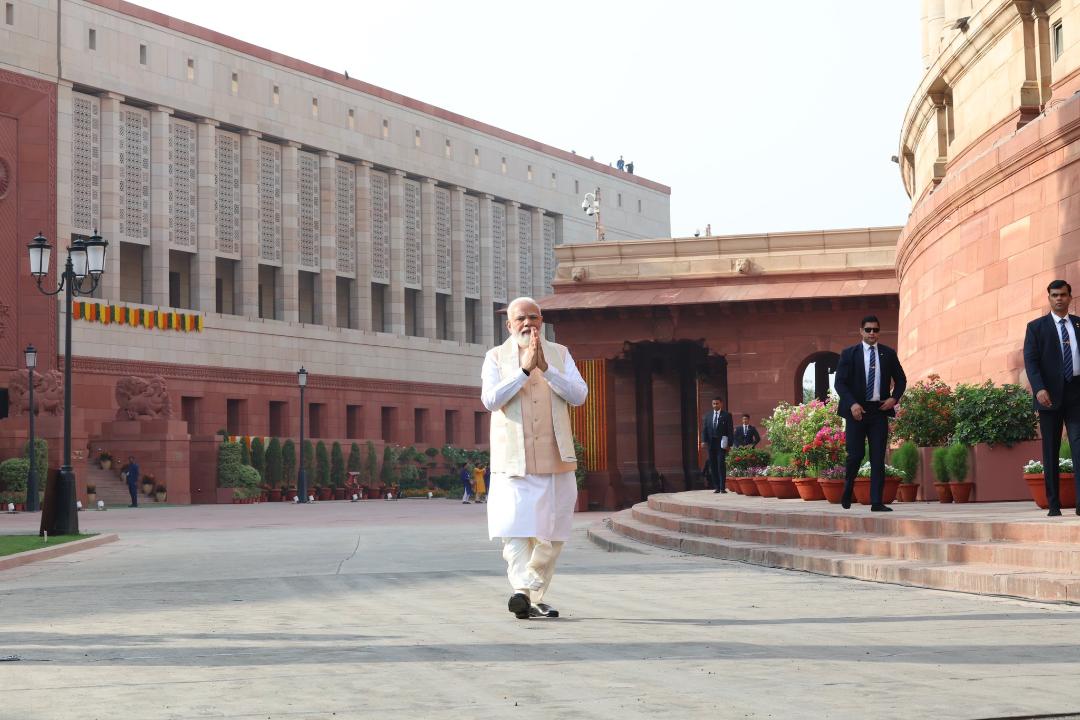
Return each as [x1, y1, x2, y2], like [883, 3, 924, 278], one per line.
[239, 437, 250, 466]
[331, 441, 345, 487]
[0, 457, 30, 493]
[347, 442, 361, 476]
[573, 437, 587, 489]
[953, 381, 1038, 447]
[728, 447, 772, 472]
[365, 441, 378, 484]
[315, 441, 330, 487]
[890, 442, 919, 484]
[23, 438, 48, 480]
[892, 374, 955, 447]
[302, 440, 315, 483]
[931, 446, 951, 483]
[265, 438, 283, 488]
[380, 445, 397, 483]
[1062, 439, 1072, 460]
[945, 443, 970, 482]
[217, 441, 244, 488]
[250, 437, 265, 482]
[282, 439, 296, 486]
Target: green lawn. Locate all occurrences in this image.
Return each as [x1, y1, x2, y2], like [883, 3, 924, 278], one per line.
[0, 534, 93, 558]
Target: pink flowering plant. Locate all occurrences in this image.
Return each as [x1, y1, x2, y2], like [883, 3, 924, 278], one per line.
[798, 425, 847, 476]
[892, 374, 955, 447]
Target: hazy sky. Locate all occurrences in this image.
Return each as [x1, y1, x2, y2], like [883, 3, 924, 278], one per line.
[134, 0, 923, 237]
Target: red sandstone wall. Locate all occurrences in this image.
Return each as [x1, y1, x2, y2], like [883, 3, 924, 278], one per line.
[897, 91, 1080, 388]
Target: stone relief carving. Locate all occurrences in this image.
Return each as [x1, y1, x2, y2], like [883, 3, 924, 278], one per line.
[735, 258, 753, 274]
[9, 370, 64, 416]
[115, 375, 173, 420]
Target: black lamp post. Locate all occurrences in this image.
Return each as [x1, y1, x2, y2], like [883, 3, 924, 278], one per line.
[297, 366, 308, 503]
[28, 230, 108, 535]
[25, 345, 39, 513]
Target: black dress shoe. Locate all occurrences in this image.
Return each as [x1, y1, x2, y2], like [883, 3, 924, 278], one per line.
[531, 603, 559, 618]
[1048, 508, 1063, 517]
[841, 495, 852, 510]
[720, 489, 728, 494]
[713, 489, 721, 493]
[870, 504, 893, 512]
[508, 593, 531, 620]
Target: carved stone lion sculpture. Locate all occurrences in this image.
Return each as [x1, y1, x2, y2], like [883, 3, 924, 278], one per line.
[115, 375, 173, 420]
[8, 370, 64, 416]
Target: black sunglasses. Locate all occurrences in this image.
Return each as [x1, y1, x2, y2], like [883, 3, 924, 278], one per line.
[862, 327, 880, 333]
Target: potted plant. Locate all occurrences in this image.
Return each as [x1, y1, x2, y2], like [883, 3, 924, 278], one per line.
[86, 482, 97, 505]
[727, 447, 770, 495]
[574, 438, 589, 511]
[891, 442, 920, 502]
[754, 466, 780, 497]
[794, 424, 845, 501]
[767, 465, 800, 500]
[142, 473, 155, 496]
[954, 381, 1038, 502]
[931, 446, 952, 503]
[817, 465, 847, 503]
[155, 483, 167, 503]
[98, 450, 113, 470]
[1022, 458, 1077, 509]
[945, 443, 973, 503]
[853, 462, 904, 505]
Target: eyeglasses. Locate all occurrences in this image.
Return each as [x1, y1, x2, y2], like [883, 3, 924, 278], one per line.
[862, 327, 880, 333]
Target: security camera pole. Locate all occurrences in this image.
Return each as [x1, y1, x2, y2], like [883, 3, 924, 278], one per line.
[581, 188, 605, 242]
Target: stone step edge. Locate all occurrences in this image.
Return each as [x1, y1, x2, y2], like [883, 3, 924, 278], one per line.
[632, 505, 1080, 557]
[585, 520, 649, 554]
[610, 516, 1080, 604]
[645, 497, 1080, 544]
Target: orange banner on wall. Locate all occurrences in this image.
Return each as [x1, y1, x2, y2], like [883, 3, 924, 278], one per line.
[71, 301, 204, 333]
[569, 359, 607, 472]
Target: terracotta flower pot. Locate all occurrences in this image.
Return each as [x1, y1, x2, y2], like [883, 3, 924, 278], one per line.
[793, 477, 825, 501]
[575, 489, 589, 512]
[741, 477, 761, 496]
[728, 477, 744, 494]
[768, 476, 799, 499]
[897, 483, 919, 502]
[1023, 472, 1076, 509]
[334, 487, 346, 501]
[752, 477, 776, 498]
[155, 491, 166, 503]
[853, 478, 872, 505]
[269, 489, 282, 502]
[934, 482, 953, 503]
[949, 482, 973, 503]
[819, 478, 845, 504]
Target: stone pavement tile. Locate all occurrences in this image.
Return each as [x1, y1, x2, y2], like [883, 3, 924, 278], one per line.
[1, 503, 1080, 719]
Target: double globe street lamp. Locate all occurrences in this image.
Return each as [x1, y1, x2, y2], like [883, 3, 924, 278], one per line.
[24, 345, 39, 513]
[28, 230, 108, 535]
[297, 366, 308, 503]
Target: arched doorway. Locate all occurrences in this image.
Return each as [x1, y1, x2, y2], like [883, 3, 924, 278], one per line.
[795, 352, 839, 403]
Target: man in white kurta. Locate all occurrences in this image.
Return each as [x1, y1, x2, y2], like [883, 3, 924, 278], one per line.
[481, 297, 588, 619]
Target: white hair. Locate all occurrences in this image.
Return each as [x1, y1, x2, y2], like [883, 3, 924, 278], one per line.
[507, 296, 541, 316]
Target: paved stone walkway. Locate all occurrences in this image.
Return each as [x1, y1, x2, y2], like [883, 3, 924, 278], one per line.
[2, 501, 1080, 719]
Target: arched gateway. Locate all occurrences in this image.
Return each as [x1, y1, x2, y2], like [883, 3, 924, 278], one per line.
[541, 228, 901, 510]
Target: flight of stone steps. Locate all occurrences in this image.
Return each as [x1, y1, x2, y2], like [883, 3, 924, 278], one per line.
[83, 464, 134, 508]
[593, 492, 1080, 604]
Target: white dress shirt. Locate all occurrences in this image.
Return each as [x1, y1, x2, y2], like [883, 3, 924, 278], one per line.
[1050, 311, 1080, 379]
[863, 341, 880, 401]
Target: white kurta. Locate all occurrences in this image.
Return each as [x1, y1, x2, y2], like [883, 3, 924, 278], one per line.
[487, 470, 577, 541]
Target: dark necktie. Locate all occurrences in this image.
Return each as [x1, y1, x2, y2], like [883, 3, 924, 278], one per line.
[713, 412, 718, 430]
[1062, 318, 1073, 381]
[867, 348, 876, 401]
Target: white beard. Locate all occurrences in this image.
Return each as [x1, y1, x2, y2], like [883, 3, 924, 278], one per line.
[513, 329, 532, 348]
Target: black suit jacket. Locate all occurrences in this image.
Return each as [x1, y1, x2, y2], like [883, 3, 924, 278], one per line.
[834, 342, 907, 421]
[701, 410, 734, 448]
[1023, 313, 1080, 412]
[733, 424, 760, 447]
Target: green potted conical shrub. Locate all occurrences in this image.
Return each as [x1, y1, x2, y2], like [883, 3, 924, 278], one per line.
[931, 446, 952, 503]
[945, 443, 973, 503]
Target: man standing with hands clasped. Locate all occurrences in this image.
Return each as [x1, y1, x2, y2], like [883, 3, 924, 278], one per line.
[1023, 280, 1080, 516]
[700, 397, 734, 493]
[481, 297, 587, 620]
[834, 315, 907, 512]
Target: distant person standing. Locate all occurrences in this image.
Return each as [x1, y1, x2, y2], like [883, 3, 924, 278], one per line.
[616, 155, 625, 171]
[473, 463, 487, 503]
[124, 455, 140, 508]
[733, 414, 761, 448]
[700, 397, 733, 493]
[460, 463, 474, 504]
[1023, 279, 1080, 516]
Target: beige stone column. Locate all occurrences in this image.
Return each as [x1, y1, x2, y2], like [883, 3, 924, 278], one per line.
[388, 169, 406, 336]
[420, 178, 437, 338]
[280, 141, 300, 322]
[926, 0, 945, 62]
[1035, 5, 1053, 106]
[195, 119, 218, 313]
[531, 207, 545, 298]
[354, 161, 373, 332]
[1015, 1, 1042, 124]
[929, 92, 948, 184]
[505, 200, 521, 301]
[478, 194, 495, 348]
[450, 186, 467, 342]
[148, 106, 173, 308]
[319, 151, 338, 328]
[239, 130, 262, 318]
[56, 81, 75, 252]
[98, 92, 125, 300]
